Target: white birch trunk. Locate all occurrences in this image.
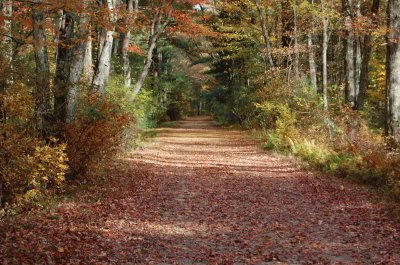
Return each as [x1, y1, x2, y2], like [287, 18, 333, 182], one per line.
[386, 0, 400, 141]
[308, 33, 318, 92]
[92, 0, 116, 93]
[321, 0, 329, 111]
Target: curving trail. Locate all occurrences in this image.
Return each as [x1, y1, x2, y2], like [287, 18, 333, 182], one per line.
[1, 117, 399, 264]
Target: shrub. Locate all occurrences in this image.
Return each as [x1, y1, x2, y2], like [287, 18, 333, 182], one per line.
[0, 86, 68, 207]
[64, 92, 134, 179]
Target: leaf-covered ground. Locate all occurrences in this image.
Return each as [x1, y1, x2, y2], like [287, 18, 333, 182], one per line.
[1, 117, 399, 264]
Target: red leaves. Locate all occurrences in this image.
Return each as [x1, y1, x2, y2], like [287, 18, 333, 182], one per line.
[1, 117, 399, 264]
[126, 44, 145, 55]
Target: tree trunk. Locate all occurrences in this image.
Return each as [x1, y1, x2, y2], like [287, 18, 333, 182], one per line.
[281, 0, 294, 69]
[354, 1, 362, 102]
[343, 0, 356, 108]
[54, 4, 90, 123]
[321, 0, 329, 111]
[54, 13, 74, 123]
[254, 0, 274, 68]
[293, 2, 299, 80]
[308, 33, 318, 92]
[66, 9, 90, 122]
[1, 0, 13, 86]
[356, 0, 380, 110]
[83, 35, 94, 81]
[386, 0, 400, 141]
[122, 0, 138, 88]
[92, 0, 116, 93]
[131, 8, 173, 100]
[32, 3, 51, 135]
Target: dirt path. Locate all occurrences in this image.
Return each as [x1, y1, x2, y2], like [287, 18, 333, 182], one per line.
[1, 117, 399, 264]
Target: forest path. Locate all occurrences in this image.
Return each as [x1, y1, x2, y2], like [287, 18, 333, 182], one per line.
[1, 117, 400, 264]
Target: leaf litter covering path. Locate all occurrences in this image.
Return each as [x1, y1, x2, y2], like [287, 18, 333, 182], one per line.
[1, 117, 400, 264]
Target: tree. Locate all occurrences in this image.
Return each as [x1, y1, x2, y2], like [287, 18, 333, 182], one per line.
[343, 0, 357, 108]
[321, 0, 329, 110]
[32, 1, 51, 135]
[54, 1, 90, 123]
[131, 0, 176, 100]
[121, 0, 139, 88]
[356, 0, 381, 110]
[92, 0, 117, 93]
[386, 0, 400, 141]
[254, 0, 274, 68]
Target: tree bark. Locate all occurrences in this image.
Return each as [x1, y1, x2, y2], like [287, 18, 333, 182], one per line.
[308, 33, 318, 92]
[92, 0, 116, 93]
[54, 3, 90, 123]
[121, 0, 138, 88]
[54, 13, 74, 123]
[131, 8, 173, 100]
[254, 0, 274, 68]
[32, 3, 51, 135]
[321, 0, 329, 111]
[67, 9, 90, 122]
[293, 2, 299, 80]
[343, 0, 357, 108]
[83, 34, 94, 81]
[1, 0, 13, 86]
[356, 0, 380, 110]
[386, 0, 400, 141]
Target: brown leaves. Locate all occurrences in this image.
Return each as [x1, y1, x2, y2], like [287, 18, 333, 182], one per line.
[1, 117, 399, 264]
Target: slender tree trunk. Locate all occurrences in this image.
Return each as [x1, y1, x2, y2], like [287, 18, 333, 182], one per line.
[131, 8, 173, 100]
[122, 0, 138, 88]
[355, 37, 362, 100]
[92, 0, 116, 93]
[54, 4, 90, 123]
[293, 1, 299, 80]
[54, 13, 74, 123]
[386, 0, 400, 141]
[354, 1, 362, 102]
[83, 34, 94, 81]
[321, 0, 329, 111]
[1, 0, 13, 86]
[343, 0, 356, 108]
[66, 8, 90, 122]
[356, 0, 380, 110]
[308, 33, 318, 92]
[32, 3, 51, 135]
[254, 0, 274, 67]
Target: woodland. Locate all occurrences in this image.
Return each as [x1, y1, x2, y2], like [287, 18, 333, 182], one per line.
[0, 0, 400, 263]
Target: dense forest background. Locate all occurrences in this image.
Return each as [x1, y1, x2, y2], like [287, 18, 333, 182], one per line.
[0, 0, 400, 211]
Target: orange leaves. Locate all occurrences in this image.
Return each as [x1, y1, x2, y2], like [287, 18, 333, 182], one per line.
[169, 9, 216, 38]
[126, 45, 145, 55]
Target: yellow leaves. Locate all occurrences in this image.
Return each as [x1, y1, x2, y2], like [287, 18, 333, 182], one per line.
[1, 132, 69, 205]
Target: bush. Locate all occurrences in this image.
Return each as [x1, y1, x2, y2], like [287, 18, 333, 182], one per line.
[64, 92, 134, 179]
[0, 86, 68, 207]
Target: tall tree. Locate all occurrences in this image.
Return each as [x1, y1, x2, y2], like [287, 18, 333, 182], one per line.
[131, 5, 173, 100]
[1, 0, 13, 86]
[307, 0, 318, 93]
[121, 0, 139, 88]
[321, 0, 329, 110]
[32, 1, 51, 135]
[356, 0, 381, 110]
[343, 0, 357, 108]
[54, 1, 90, 123]
[92, 0, 117, 93]
[254, 0, 274, 68]
[386, 0, 400, 141]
